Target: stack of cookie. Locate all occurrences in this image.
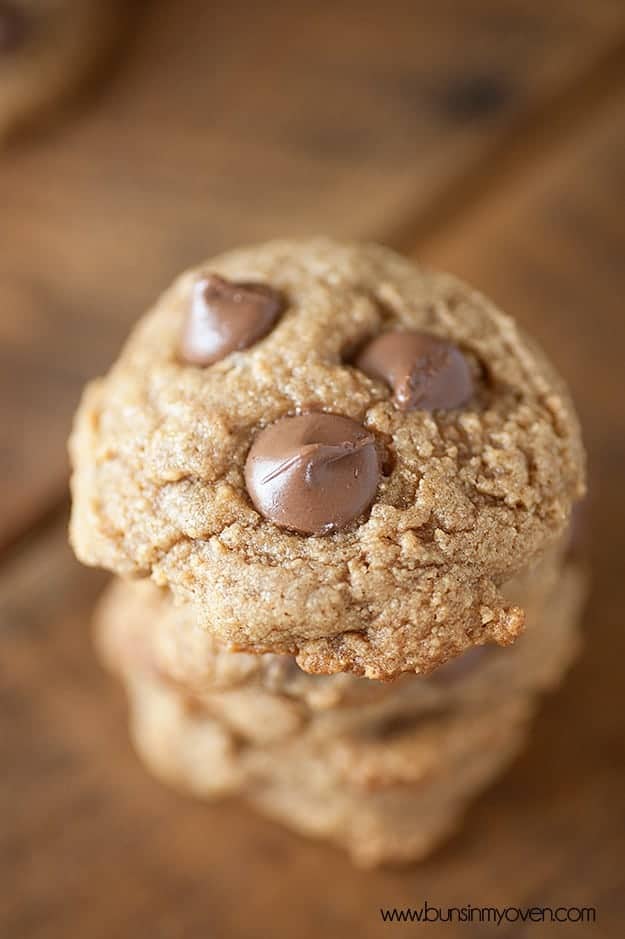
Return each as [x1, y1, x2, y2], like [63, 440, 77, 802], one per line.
[70, 239, 586, 866]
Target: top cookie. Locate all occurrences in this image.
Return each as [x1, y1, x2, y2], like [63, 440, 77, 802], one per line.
[69, 239, 585, 678]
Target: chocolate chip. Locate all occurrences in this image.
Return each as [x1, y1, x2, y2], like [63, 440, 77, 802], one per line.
[355, 330, 473, 411]
[245, 413, 380, 535]
[0, 2, 28, 53]
[180, 274, 284, 366]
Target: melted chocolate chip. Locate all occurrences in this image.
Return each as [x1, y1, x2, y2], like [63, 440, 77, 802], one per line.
[180, 274, 284, 366]
[0, 2, 28, 53]
[244, 413, 380, 534]
[355, 330, 473, 411]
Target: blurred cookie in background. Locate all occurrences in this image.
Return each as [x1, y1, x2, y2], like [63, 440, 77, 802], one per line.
[0, 0, 137, 145]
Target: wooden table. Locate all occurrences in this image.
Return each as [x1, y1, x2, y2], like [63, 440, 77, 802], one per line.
[1, 2, 624, 935]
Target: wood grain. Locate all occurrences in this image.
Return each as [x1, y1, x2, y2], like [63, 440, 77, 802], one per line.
[3, 0, 625, 549]
[2, 84, 625, 938]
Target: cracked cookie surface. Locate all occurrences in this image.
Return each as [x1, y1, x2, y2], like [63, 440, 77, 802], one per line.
[70, 239, 585, 678]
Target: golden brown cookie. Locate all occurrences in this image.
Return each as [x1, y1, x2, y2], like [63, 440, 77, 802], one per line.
[97, 538, 585, 866]
[247, 699, 532, 866]
[70, 239, 585, 677]
[115, 664, 534, 866]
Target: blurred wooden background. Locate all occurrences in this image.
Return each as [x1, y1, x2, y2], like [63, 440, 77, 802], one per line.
[1, 1, 624, 936]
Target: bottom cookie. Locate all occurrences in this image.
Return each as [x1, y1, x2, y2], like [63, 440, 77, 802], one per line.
[124, 668, 532, 866]
[97, 557, 586, 865]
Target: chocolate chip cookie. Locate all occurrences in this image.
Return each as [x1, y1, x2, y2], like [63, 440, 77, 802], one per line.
[70, 239, 585, 679]
[107, 657, 535, 866]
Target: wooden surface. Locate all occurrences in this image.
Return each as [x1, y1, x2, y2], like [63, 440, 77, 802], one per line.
[1, 1, 625, 936]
